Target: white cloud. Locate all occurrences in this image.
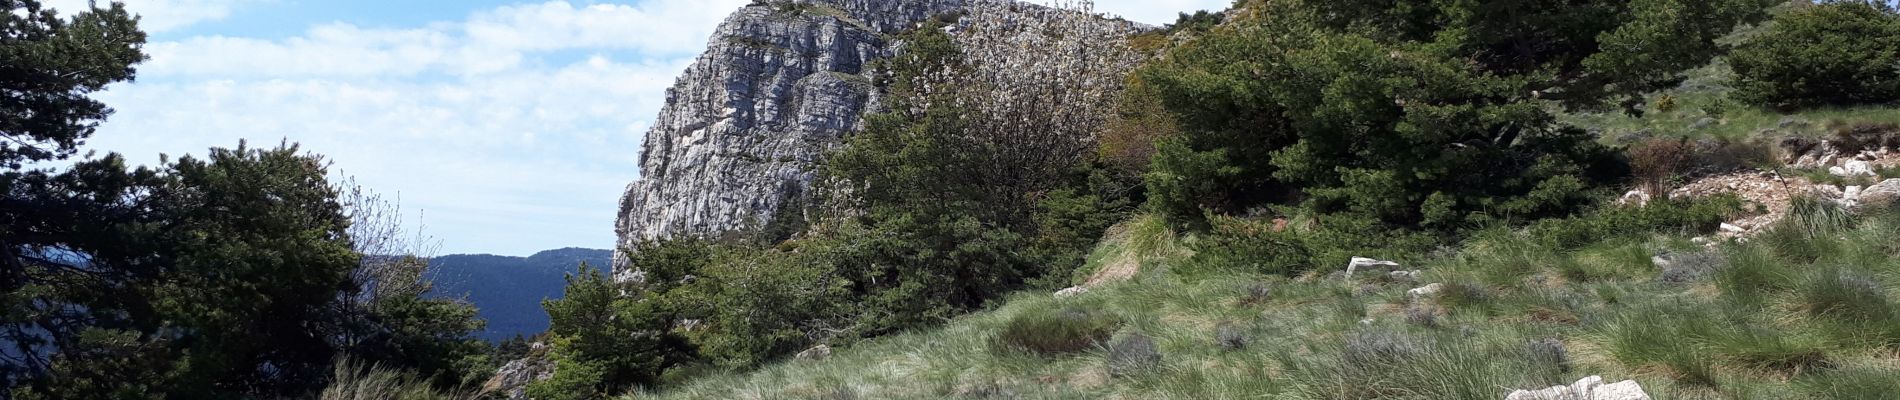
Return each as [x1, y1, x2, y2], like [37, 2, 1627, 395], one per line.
[143, 0, 746, 79]
[41, 0, 259, 33]
[465, 1, 742, 55]
[84, 0, 744, 255]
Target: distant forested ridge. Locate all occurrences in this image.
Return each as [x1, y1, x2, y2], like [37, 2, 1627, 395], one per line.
[425, 248, 608, 341]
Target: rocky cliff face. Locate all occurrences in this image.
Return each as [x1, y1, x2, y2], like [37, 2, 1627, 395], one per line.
[612, 0, 1147, 271]
[613, 1, 947, 270]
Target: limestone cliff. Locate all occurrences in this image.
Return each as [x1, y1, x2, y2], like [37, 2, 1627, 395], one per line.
[611, 0, 1147, 271]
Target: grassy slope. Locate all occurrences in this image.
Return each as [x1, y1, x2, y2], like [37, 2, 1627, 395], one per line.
[641, 200, 1900, 400]
[636, 26, 1900, 400]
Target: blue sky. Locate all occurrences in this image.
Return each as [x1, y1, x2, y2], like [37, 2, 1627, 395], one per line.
[53, 0, 1231, 256]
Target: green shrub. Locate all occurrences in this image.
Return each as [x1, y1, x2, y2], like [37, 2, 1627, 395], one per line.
[1178, 215, 1312, 276]
[1731, 1, 1900, 110]
[992, 307, 1122, 356]
[1526, 196, 1742, 250]
[1138, 0, 1777, 232]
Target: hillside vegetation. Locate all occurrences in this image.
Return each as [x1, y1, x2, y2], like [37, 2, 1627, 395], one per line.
[8, 0, 1900, 399]
[610, 1, 1900, 399]
[643, 201, 1900, 399]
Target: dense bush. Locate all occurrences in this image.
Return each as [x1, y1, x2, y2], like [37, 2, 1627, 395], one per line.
[671, 242, 854, 369]
[5, 5, 492, 398]
[1139, 0, 1775, 245]
[530, 251, 699, 398]
[993, 307, 1122, 356]
[818, 19, 1136, 333]
[1525, 196, 1743, 249]
[1731, 1, 1900, 110]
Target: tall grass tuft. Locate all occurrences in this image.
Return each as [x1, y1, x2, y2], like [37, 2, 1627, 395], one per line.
[321, 359, 474, 400]
[1797, 367, 1900, 400]
[1761, 197, 1856, 261]
[992, 306, 1122, 356]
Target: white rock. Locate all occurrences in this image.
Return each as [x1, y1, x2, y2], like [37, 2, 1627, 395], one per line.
[614, 268, 646, 285]
[1503, 376, 1650, 400]
[1861, 179, 1900, 208]
[1506, 386, 1569, 400]
[1347, 257, 1402, 278]
[1720, 223, 1746, 234]
[1054, 286, 1089, 298]
[1407, 283, 1444, 300]
[1833, 160, 1875, 177]
[1591, 380, 1651, 400]
[1617, 190, 1650, 206]
[795, 345, 831, 361]
[1569, 376, 1604, 397]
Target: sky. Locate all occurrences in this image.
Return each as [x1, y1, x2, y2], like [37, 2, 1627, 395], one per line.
[48, 0, 1233, 257]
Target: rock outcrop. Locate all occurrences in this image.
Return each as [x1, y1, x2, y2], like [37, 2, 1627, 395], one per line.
[612, 0, 1148, 271]
[480, 349, 554, 399]
[612, 1, 928, 270]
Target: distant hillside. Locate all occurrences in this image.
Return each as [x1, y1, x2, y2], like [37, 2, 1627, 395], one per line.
[424, 248, 609, 342]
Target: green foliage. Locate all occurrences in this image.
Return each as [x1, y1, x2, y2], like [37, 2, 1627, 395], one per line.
[2, 5, 487, 395]
[3, 144, 375, 398]
[527, 356, 611, 400]
[1731, 1, 1900, 110]
[0, 0, 147, 168]
[346, 292, 492, 388]
[1523, 196, 1742, 249]
[992, 307, 1122, 356]
[533, 258, 696, 397]
[648, 192, 1900, 400]
[672, 243, 853, 369]
[1138, 0, 1780, 257]
[1166, 10, 1223, 34]
[1138, 3, 1662, 236]
[1284, 0, 1776, 109]
[817, 20, 1136, 334]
